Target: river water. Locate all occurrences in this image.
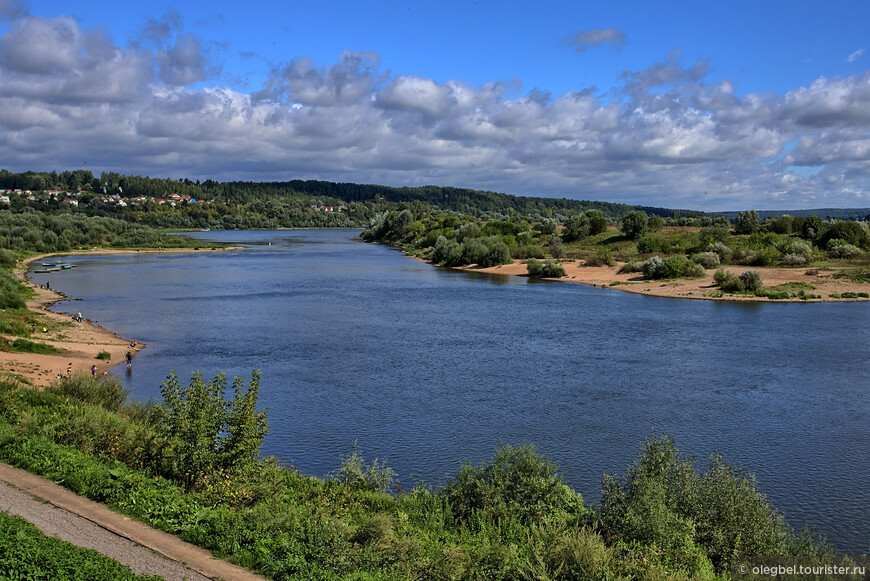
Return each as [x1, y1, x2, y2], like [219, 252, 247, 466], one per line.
[30, 229, 869, 554]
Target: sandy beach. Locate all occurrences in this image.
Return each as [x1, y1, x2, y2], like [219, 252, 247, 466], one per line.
[449, 257, 870, 302]
[1, 248, 233, 389]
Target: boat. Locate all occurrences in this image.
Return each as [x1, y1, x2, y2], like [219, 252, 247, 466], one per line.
[60, 264, 74, 269]
[34, 267, 60, 273]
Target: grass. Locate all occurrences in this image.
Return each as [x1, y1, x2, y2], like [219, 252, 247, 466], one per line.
[0, 375, 833, 581]
[0, 511, 162, 580]
[0, 337, 62, 354]
[833, 268, 870, 283]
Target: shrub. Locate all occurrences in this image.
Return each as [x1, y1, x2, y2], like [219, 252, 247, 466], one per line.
[332, 443, 396, 493]
[734, 210, 761, 234]
[511, 244, 545, 260]
[621, 211, 649, 240]
[547, 235, 566, 258]
[96, 351, 111, 360]
[642, 256, 663, 278]
[526, 259, 566, 278]
[692, 252, 720, 269]
[561, 213, 590, 242]
[713, 269, 744, 292]
[443, 444, 587, 527]
[455, 222, 481, 243]
[636, 235, 660, 254]
[706, 241, 733, 263]
[780, 253, 808, 266]
[739, 270, 763, 292]
[0, 270, 26, 310]
[157, 370, 268, 489]
[586, 210, 609, 236]
[601, 435, 812, 573]
[827, 241, 861, 259]
[480, 241, 512, 267]
[585, 249, 615, 267]
[617, 260, 644, 274]
[462, 238, 489, 264]
[46, 374, 130, 412]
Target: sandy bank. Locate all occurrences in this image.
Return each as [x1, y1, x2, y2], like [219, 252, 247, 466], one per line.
[1, 248, 234, 388]
[440, 257, 870, 302]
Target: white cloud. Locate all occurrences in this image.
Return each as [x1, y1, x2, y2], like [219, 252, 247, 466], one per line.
[0, 12, 868, 211]
[847, 48, 865, 63]
[569, 28, 627, 52]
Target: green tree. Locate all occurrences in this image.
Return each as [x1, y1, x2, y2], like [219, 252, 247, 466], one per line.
[734, 210, 761, 235]
[621, 211, 649, 240]
[586, 209, 609, 235]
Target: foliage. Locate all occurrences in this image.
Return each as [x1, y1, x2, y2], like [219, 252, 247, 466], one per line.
[0, 512, 162, 581]
[617, 260, 644, 274]
[537, 218, 557, 235]
[561, 213, 590, 242]
[46, 374, 130, 412]
[692, 251, 720, 269]
[4, 337, 61, 354]
[332, 443, 396, 493]
[0, 270, 27, 309]
[734, 210, 761, 234]
[443, 444, 588, 527]
[585, 248, 615, 267]
[739, 270, 763, 292]
[601, 435, 821, 573]
[526, 259, 567, 278]
[480, 241, 512, 267]
[96, 350, 111, 360]
[706, 241, 733, 264]
[157, 370, 267, 489]
[827, 239, 862, 259]
[621, 210, 650, 240]
[547, 235, 566, 258]
[648, 214, 665, 232]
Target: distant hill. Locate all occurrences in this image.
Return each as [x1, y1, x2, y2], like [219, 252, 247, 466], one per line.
[718, 208, 870, 221]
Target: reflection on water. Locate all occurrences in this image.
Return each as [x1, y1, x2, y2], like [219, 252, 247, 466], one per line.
[31, 229, 870, 554]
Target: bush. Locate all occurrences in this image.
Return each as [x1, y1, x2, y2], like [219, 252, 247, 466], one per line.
[462, 238, 489, 264]
[157, 370, 268, 489]
[621, 211, 649, 240]
[584, 248, 614, 267]
[713, 269, 744, 292]
[601, 435, 813, 573]
[443, 444, 587, 527]
[332, 443, 396, 493]
[706, 241, 733, 263]
[480, 241, 512, 267]
[780, 253, 808, 266]
[827, 240, 861, 259]
[455, 222, 481, 243]
[636, 235, 660, 254]
[617, 260, 644, 274]
[561, 213, 590, 242]
[0, 270, 27, 310]
[526, 259, 566, 278]
[96, 351, 111, 360]
[642, 256, 663, 278]
[46, 374, 130, 412]
[734, 210, 761, 234]
[739, 270, 763, 292]
[547, 235, 566, 258]
[511, 244, 545, 260]
[692, 252, 720, 269]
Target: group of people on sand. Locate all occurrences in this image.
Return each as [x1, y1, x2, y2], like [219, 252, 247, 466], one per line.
[61, 344, 136, 380]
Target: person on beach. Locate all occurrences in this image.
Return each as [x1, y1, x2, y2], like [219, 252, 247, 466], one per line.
[66, 363, 72, 378]
[91, 365, 97, 376]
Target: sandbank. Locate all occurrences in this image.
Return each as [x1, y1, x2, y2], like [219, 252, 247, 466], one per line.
[1, 248, 234, 388]
[444, 258, 870, 302]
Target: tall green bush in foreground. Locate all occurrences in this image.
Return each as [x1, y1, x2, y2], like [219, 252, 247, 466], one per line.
[157, 370, 267, 489]
[601, 435, 828, 573]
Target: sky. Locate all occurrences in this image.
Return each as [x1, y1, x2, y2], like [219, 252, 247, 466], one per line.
[1, 1, 869, 211]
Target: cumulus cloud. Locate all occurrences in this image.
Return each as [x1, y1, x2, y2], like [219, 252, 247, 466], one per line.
[0, 11, 869, 211]
[569, 27, 627, 52]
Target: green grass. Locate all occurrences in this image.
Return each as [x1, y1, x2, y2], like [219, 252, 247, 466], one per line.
[0, 337, 62, 354]
[0, 511, 162, 580]
[0, 377, 834, 581]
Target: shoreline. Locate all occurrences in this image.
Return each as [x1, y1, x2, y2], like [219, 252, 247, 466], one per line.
[413, 255, 870, 302]
[1, 247, 235, 388]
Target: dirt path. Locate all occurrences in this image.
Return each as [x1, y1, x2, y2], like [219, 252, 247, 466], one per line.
[0, 462, 268, 581]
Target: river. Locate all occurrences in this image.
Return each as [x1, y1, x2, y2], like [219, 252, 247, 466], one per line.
[30, 229, 870, 554]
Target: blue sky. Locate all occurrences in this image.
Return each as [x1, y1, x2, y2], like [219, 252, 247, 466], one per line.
[2, 0, 869, 211]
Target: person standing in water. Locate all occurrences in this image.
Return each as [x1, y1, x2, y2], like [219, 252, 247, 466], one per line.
[126, 351, 133, 369]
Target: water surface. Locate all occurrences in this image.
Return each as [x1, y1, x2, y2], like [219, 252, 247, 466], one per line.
[31, 229, 870, 554]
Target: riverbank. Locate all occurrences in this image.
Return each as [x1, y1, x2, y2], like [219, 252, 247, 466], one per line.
[446, 257, 870, 302]
[0, 248, 234, 388]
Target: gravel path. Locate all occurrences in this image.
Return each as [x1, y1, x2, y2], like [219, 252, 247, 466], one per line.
[0, 463, 268, 581]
